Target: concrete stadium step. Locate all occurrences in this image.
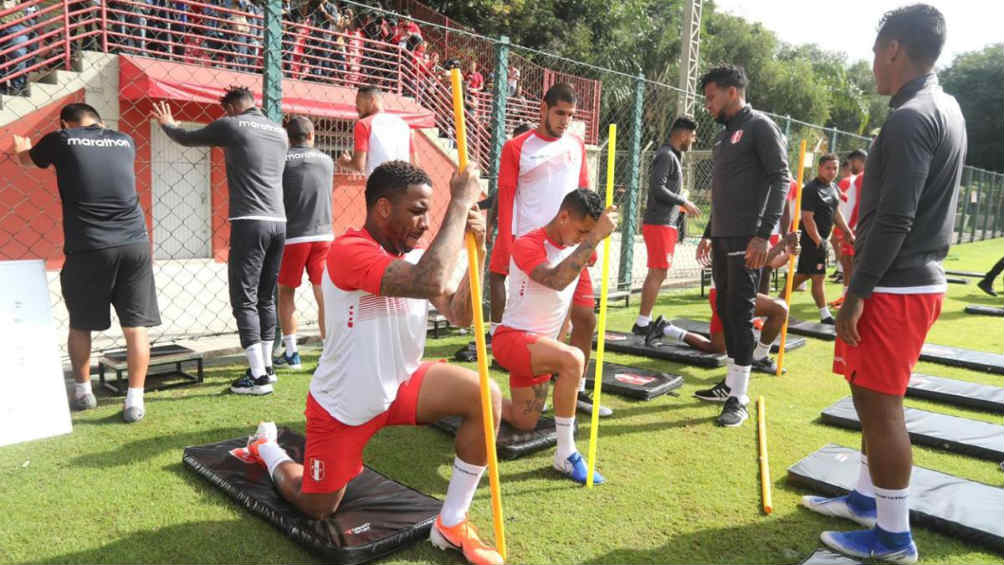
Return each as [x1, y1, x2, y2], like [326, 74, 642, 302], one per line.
[0, 51, 119, 129]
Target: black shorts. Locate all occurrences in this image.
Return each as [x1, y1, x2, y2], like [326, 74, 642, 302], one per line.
[60, 242, 161, 331]
[796, 239, 828, 275]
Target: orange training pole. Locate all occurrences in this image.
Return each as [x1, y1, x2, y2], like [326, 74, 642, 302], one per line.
[449, 67, 507, 560]
[776, 140, 807, 375]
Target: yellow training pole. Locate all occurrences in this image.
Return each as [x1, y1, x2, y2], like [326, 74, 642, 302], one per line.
[449, 68, 506, 560]
[586, 123, 616, 489]
[775, 140, 807, 376]
[757, 396, 773, 514]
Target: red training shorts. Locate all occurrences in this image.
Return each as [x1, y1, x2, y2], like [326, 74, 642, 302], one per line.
[301, 361, 435, 493]
[279, 240, 332, 288]
[642, 224, 679, 270]
[833, 292, 943, 396]
[841, 242, 856, 257]
[708, 287, 723, 335]
[492, 325, 552, 388]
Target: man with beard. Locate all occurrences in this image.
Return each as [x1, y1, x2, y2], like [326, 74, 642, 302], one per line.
[337, 86, 416, 176]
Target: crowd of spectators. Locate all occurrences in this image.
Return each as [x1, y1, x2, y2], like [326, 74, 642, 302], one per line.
[1, 0, 523, 111]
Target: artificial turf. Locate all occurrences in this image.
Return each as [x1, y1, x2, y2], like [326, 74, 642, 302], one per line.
[1, 238, 1001, 565]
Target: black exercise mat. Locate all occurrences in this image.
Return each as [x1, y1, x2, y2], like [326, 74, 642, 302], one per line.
[583, 360, 683, 400]
[787, 318, 836, 341]
[965, 304, 1004, 317]
[946, 276, 969, 284]
[799, 549, 862, 565]
[431, 415, 576, 460]
[787, 444, 1004, 552]
[946, 270, 984, 278]
[670, 318, 807, 353]
[907, 374, 1004, 414]
[919, 343, 1004, 375]
[594, 331, 726, 368]
[820, 396, 1004, 461]
[183, 430, 441, 565]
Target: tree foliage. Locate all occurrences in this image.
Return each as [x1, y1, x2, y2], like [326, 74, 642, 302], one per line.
[940, 44, 1004, 172]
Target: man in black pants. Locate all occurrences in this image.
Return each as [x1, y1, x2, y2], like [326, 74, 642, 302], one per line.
[692, 65, 790, 427]
[12, 103, 160, 423]
[152, 87, 289, 396]
[978, 257, 1003, 296]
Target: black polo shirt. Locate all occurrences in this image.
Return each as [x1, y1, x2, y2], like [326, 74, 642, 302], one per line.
[29, 125, 148, 254]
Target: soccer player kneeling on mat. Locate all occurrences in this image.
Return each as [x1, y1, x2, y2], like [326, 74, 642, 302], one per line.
[243, 162, 504, 565]
[493, 189, 615, 485]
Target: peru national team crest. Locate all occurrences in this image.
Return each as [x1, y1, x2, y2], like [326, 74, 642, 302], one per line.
[614, 373, 655, 386]
[730, 129, 744, 144]
[310, 458, 326, 482]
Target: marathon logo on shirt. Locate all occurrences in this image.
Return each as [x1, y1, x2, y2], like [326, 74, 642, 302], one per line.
[286, 151, 326, 161]
[730, 130, 744, 144]
[66, 137, 130, 148]
[237, 120, 286, 135]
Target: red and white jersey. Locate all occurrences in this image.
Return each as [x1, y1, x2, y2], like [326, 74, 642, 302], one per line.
[354, 112, 413, 177]
[837, 173, 864, 229]
[312, 228, 428, 426]
[502, 228, 580, 338]
[492, 130, 589, 268]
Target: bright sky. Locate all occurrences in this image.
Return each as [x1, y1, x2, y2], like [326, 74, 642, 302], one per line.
[711, 0, 1004, 66]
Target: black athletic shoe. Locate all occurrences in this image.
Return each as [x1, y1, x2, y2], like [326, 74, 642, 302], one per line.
[645, 315, 667, 346]
[694, 379, 731, 402]
[715, 396, 749, 427]
[230, 369, 273, 396]
[821, 317, 836, 325]
[631, 322, 650, 337]
[577, 390, 613, 417]
[751, 355, 783, 375]
[829, 271, 843, 283]
[978, 278, 998, 297]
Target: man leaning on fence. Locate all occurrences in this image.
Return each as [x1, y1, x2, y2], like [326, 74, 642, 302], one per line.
[11, 103, 161, 423]
[152, 86, 290, 397]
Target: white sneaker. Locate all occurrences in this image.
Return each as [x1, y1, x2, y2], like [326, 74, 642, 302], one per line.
[248, 421, 278, 446]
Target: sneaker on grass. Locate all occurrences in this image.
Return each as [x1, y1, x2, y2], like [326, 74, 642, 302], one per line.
[694, 379, 730, 402]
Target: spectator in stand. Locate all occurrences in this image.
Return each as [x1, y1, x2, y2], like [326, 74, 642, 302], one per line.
[331, 9, 351, 78]
[246, 0, 264, 67]
[392, 16, 422, 50]
[307, 0, 337, 79]
[227, 0, 252, 70]
[1, 5, 33, 95]
[166, 1, 190, 59]
[508, 62, 521, 99]
[345, 10, 364, 85]
[465, 60, 484, 115]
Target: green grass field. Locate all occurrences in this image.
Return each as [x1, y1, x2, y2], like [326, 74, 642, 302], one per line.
[2, 239, 1002, 565]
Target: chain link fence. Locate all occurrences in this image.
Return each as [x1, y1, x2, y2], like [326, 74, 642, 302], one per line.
[2, 0, 1001, 355]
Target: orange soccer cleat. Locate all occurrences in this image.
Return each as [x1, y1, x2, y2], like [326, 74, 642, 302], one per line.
[430, 515, 504, 565]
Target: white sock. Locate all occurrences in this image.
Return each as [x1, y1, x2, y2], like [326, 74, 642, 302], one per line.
[125, 387, 144, 410]
[856, 453, 874, 497]
[662, 323, 688, 343]
[74, 380, 93, 397]
[283, 334, 297, 356]
[440, 457, 486, 527]
[262, 341, 274, 368]
[730, 364, 751, 405]
[819, 306, 832, 320]
[874, 485, 910, 534]
[257, 441, 293, 480]
[554, 416, 576, 461]
[753, 341, 771, 361]
[724, 358, 736, 390]
[635, 315, 651, 327]
[246, 343, 266, 378]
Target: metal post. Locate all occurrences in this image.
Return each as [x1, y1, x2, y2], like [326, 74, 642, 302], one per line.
[676, 0, 702, 117]
[969, 170, 982, 243]
[100, 0, 108, 53]
[262, 0, 283, 122]
[981, 170, 993, 241]
[784, 115, 791, 139]
[957, 168, 971, 244]
[618, 73, 645, 290]
[63, 0, 71, 70]
[487, 36, 510, 197]
[829, 128, 837, 153]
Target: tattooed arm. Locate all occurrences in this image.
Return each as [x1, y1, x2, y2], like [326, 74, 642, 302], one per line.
[527, 207, 617, 291]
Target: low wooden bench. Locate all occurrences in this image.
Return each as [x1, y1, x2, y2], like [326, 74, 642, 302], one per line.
[97, 344, 204, 395]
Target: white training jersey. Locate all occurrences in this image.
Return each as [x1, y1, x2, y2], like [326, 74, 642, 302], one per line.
[501, 228, 579, 338]
[354, 112, 413, 177]
[311, 228, 428, 426]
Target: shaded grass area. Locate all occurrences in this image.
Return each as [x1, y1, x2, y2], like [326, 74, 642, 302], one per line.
[1, 239, 1002, 564]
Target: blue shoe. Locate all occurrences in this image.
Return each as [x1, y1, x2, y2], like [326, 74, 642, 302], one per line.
[801, 490, 877, 527]
[820, 527, 918, 564]
[554, 452, 605, 485]
[273, 351, 302, 371]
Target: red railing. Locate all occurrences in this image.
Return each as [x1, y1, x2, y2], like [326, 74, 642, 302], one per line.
[1, 0, 599, 155]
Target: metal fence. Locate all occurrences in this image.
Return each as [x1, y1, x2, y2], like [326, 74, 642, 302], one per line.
[2, 0, 1001, 355]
